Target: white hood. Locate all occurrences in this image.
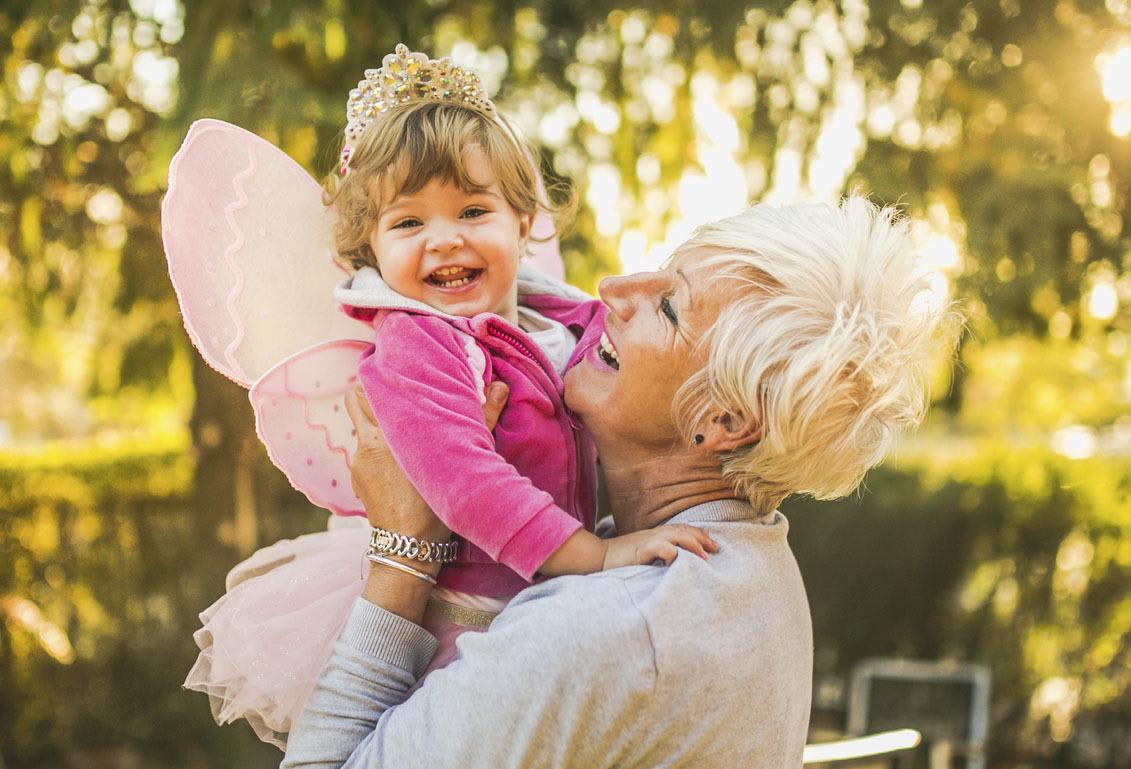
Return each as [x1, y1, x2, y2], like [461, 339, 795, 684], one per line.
[335, 265, 592, 318]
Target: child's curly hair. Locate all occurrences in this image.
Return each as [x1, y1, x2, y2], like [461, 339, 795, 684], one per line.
[323, 101, 571, 272]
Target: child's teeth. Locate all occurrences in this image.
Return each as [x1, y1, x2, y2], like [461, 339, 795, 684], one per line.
[429, 267, 477, 287]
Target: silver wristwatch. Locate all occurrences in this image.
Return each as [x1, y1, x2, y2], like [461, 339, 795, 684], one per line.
[368, 526, 460, 564]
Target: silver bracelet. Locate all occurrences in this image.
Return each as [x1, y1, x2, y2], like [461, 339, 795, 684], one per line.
[367, 553, 438, 585]
[369, 526, 459, 564]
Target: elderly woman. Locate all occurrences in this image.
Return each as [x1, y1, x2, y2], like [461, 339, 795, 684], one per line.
[282, 197, 942, 768]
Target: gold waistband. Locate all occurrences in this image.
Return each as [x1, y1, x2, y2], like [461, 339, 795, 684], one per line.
[426, 594, 499, 630]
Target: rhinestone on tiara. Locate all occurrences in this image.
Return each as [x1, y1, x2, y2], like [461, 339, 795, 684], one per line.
[340, 43, 496, 174]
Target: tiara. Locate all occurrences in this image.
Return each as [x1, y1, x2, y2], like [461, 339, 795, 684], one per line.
[340, 43, 496, 174]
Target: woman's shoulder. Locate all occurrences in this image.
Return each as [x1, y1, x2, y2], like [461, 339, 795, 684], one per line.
[495, 571, 657, 645]
[477, 574, 660, 691]
[501, 537, 809, 661]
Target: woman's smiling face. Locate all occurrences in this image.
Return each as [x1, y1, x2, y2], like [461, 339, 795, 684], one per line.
[565, 255, 728, 449]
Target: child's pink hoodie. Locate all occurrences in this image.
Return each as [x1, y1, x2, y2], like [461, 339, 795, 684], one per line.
[336, 266, 607, 599]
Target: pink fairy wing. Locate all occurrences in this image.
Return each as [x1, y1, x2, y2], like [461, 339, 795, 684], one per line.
[250, 340, 369, 517]
[163, 118, 369, 387]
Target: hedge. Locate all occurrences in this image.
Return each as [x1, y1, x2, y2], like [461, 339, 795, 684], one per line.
[2, 437, 1128, 768]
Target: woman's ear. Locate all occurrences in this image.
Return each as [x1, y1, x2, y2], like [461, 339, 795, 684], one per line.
[695, 408, 762, 452]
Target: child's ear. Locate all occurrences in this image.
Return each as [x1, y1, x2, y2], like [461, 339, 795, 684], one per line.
[517, 212, 534, 245]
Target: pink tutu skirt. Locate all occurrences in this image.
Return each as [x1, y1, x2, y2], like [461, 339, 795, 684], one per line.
[185, 517, 500, 749]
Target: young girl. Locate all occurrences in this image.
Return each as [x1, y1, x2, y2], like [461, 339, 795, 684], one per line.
[185, 44, 715, 749]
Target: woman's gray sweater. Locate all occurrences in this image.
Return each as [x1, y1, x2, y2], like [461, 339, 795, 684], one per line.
[282, 500, 813, 768]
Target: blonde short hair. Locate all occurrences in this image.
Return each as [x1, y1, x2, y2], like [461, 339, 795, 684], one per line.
[324, 101, 565, 271]
[673, 197, 949, 514]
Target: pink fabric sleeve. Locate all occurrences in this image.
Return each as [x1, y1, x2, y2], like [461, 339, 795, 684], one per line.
[358, 313, 581, 581]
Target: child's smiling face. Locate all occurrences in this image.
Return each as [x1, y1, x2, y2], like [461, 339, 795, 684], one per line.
[368, 146, 532, 324]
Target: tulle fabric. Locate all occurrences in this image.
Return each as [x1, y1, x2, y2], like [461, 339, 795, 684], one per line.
[184, 517, 370, 748]
[184, 517, 499, 749]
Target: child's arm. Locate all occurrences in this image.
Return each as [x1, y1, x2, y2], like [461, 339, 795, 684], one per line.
[538, 525, 719, 576]
[361, 313, 585, 581]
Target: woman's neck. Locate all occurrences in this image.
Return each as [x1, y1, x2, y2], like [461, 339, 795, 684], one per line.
[599, 443, 744, 534]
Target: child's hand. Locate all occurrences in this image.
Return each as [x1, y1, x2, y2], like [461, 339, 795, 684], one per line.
[602, 524, 719, 570]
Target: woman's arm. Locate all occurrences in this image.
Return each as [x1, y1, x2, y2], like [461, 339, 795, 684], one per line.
[347, 383, 508, 622]
[280, 383, 508, 768]
[281, 578, 657, 769]
[281, 382, 657, 769]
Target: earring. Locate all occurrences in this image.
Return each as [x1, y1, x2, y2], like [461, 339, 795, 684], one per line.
[693, 434, 704, 446]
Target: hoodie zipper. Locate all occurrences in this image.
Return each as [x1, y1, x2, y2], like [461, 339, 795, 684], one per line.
[485, 322, 581, 523]
[486, 324, 542, 371]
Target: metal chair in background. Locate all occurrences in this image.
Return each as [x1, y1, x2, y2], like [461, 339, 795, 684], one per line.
[844, 658, 992, 769]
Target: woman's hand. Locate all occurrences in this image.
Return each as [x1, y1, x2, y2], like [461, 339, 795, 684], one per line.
[344, 381, 509, 622]
[345, 382, 510, 539]
[344, 386, 447, 543]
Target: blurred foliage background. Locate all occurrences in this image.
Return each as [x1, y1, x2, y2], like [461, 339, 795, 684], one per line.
[1, 0, 1129, 767]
